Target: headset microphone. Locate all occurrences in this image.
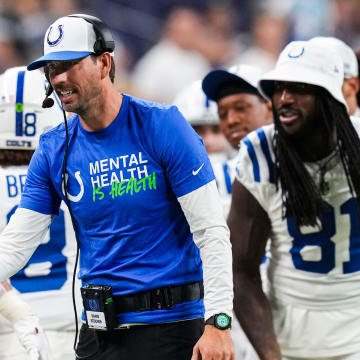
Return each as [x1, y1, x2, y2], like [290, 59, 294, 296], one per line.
[42, 96, 54, 108]
[42, 82, 54, 108]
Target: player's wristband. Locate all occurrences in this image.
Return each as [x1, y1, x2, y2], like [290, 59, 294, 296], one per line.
[0, 289, 34, 324]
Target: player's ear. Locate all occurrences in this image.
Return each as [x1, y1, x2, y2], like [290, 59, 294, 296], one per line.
[99, 53, 111, 80]
[350, 77, 359, 93]
[265, 100, 272, 112]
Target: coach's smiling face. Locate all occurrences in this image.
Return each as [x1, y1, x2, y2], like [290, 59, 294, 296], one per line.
[45, 54, 108, 116]
[272, 81, 318, 139]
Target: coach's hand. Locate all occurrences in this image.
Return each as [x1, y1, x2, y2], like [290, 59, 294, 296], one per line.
[191, 325, 234, 360]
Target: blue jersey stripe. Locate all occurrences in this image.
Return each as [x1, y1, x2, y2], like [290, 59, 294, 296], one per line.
[261, 254, 267, 264]
[15, 70, 26, 136]
[205, 96, 210, 108]
[222, 162, 232, 193]
[243, 137, 260, 182]
[256, 128, 275, 184]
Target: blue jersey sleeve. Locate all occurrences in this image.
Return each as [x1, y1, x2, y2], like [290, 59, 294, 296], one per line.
[20, 138, 61, 215]
[158, 106, 215, 197]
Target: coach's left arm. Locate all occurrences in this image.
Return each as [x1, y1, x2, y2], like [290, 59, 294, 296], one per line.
[178, 179, 234, 360]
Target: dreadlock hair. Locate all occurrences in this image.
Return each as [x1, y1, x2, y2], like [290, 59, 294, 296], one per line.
[272, 87, 360, 228]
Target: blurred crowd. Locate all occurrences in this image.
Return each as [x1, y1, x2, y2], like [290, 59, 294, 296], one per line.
[1, 0, 360, 104]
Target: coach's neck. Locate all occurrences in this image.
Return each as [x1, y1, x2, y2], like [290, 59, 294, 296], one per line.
[78, 77, 123, 132]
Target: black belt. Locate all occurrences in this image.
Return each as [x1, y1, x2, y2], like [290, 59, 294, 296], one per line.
[113, 281, 204, 313]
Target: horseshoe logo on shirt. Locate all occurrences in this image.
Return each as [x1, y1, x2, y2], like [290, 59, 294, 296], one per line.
[62, 171, 84, 202]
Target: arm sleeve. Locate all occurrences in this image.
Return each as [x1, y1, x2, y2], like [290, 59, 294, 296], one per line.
[177, 180, 233, 320]
[0, 208, 52, 281]
[20, 138, 61, 215]
[157, 106, 215, 197]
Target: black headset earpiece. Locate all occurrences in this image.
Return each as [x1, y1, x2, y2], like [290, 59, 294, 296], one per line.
[42, 84, 54, 108]
[42, 69, 54, 108]
[67, 14, 115, 55]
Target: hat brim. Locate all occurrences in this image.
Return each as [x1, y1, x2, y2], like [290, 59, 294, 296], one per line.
[202, 69, 257, 101]
[258, 63, 348, 110]
[27, 51, 92, 70]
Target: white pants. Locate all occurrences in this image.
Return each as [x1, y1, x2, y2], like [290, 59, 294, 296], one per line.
[283, 353, 360, 360]
[0, 330, 75, 360]
[231, 313, 260, 360]
[272, 300, 360, 359]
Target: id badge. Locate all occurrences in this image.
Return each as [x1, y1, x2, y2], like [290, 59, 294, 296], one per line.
[81, 284, 118, 331]
[85, 298, 108, 330]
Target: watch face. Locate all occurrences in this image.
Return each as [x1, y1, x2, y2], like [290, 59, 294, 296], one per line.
[216, 313, 230, 329]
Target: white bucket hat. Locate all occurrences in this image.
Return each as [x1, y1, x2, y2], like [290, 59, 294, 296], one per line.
[258, 40, 347, 110]
[310, 36, 358, 79]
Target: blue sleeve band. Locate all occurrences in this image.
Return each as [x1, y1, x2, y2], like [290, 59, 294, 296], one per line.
[257, 128, 275, 184]
[243, 136, 260, 182]
[222, 162, 232, 193]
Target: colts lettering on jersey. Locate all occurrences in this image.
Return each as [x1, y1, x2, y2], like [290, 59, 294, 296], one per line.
[6, 140, 33, 148]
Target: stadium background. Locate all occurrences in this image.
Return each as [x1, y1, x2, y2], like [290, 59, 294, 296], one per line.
[1, 0, 360, 105]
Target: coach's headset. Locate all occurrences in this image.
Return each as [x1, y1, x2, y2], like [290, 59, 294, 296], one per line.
[42, 14, 115, 108]
[41, 15, 115, 359]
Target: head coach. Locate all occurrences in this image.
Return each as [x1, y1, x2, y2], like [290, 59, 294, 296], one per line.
[0, 14, 234, 360]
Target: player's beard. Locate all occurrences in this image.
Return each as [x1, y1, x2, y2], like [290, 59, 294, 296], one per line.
[64, 84, 102, 117]
[276, 104, 331, 144]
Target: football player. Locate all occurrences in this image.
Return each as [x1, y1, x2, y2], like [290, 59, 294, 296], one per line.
[202, 64, 272, 217]
[173, 79, 230, 165]
[0, 66, 79, 360]
[229, 40, 360, 359]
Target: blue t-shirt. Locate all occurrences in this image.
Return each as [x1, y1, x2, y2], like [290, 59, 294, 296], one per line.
[20, 94, 215, 324]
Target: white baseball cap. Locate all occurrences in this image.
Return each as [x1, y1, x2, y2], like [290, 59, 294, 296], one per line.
[202, 64, 264, 101]
[0, 66, 64, 149]
[173, 80, 218, 126]
[258, 40, 347, 109]
[27, 14, 114, 71]
[310, 36, 358, 78]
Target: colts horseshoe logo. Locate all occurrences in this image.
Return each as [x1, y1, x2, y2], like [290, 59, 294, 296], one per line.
[47, 25, 64, 47]
[62, 171, 84, 203]
[288, 46, 305, 59]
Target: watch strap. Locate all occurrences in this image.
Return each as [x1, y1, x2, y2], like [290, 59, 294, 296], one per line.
[205, 313, 231, 330]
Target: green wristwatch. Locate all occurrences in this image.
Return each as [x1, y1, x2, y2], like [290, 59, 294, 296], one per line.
[205, 313, 232, 330]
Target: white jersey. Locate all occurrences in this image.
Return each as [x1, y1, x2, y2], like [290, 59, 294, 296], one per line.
[212, 157, 237, 218]
[0, 165, 80, 332]
[235, 121, 360, 357]
[213, 157, 266, 360]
